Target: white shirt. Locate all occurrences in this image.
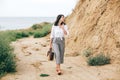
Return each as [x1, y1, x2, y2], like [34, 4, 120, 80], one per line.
[50, 25, 69, 39]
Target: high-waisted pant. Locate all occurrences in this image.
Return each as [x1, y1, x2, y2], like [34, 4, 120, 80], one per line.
[52, 37, 65, 64]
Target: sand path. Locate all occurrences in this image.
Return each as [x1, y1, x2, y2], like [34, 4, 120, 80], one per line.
[1, 36, 120, 80]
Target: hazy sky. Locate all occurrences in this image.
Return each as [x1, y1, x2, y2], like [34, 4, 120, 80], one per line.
[0, 0, 77, 17]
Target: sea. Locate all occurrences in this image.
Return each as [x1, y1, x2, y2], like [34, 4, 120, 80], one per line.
[0, 17, 55, 31]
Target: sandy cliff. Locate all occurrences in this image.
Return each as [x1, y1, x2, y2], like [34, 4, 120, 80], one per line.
[66, 0, 120, 63]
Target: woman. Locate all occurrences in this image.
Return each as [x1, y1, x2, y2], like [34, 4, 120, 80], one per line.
[50, 14, 69, 75]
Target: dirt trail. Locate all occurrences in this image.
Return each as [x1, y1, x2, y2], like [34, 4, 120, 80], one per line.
[1, 36, 120, 80]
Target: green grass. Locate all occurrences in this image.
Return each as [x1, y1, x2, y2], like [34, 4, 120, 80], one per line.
[0, 34, 16, 77]
[0, 31, 29, 42]
[0, 22, 52, 40]
[33, 23, 52, 38]
[32, 24, 43, 30]
[15, 31, 29, 39]
[0, 31, 16, 42]
[87, 53, 110, 66]
[31, 22, 50, 30]
[28, 22, 52, 38]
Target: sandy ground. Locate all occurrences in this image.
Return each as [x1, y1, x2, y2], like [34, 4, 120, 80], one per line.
[1, 36, 120, 80]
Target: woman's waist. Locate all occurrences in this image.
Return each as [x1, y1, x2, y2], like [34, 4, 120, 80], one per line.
[53, 37, 65, 40]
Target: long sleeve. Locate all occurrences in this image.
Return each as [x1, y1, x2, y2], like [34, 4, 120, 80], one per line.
[50, 25, 54, 39]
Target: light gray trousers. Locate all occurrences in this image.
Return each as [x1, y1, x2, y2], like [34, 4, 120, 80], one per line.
[52, 37, 65, 64]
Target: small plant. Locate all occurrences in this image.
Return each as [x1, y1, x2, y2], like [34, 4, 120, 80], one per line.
[87, 53, 110, 66]
[83, 48, 92, 57]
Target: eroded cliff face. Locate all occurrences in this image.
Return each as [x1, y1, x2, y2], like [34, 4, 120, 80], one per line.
[66, 0, 120, 63]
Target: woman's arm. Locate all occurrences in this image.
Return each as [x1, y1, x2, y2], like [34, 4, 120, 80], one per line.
[61, 25, 69, 35]
[50, 25, 54, 48]
[50, 38, 52, 48]
[61, 25, 67, 35]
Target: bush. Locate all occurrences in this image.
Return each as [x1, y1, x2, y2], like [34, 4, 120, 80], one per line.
[33, 24, 52, 38]
[28, 31, 34, 35]
[31, 22, 51, 30]
[34, 32, 44, 38]
[32, 24, 42, 30]
[0, 35, 16, 77]
[33, 31, 49, 38]
[87, 53, 110, 66]
[15, 32, 29, 39]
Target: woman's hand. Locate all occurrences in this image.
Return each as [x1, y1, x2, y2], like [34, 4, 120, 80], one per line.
[50, 44, 52, 48]
[60, 25, 67, 35]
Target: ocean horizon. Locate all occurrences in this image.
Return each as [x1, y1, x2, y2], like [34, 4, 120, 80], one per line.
[0, 17, 55, 31]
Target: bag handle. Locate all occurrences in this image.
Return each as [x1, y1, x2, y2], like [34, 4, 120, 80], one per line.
[47, 48, 52, 56]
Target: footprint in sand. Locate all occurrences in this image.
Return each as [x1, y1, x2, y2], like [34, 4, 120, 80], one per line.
[31, 61, 42, 70]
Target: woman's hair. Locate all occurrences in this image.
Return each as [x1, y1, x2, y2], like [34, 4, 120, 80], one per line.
[54, 14, 66, 26]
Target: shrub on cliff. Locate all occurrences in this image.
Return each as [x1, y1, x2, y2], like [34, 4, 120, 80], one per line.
[87, 53, 110, 66]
